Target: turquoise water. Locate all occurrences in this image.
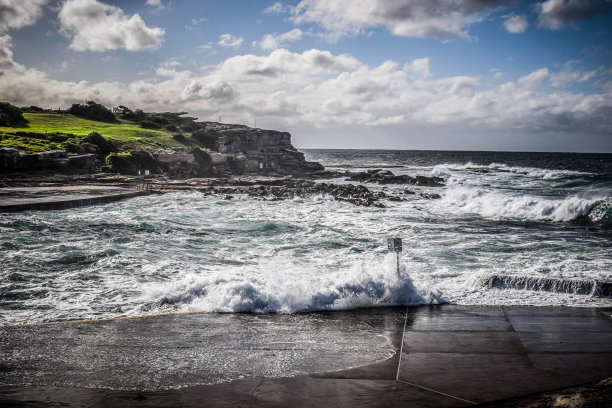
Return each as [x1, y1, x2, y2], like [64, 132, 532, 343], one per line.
[1, 150, 611, 325]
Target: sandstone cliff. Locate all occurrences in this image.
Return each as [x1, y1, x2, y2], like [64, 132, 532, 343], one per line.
[201, 122, 323, 174]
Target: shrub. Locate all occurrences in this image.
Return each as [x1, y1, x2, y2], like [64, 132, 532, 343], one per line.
[172, 133, 187, 143]
[191, 129, 219, 150]
[103, 152, 134, 173]
[0, 102, 27, 127]
[83, 132, 116, 156]
[61, 139, 85, 153]
[139, 119, 162, 129]
[148, 115, 168, 126]
[103, 150, 162, 174]
[179, 121, 200, 132]
[21, 105, 44, 112]
[68, 101, 118, 123]
[114, 106, 146, 122]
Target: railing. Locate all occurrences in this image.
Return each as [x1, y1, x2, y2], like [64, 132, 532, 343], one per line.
[136, 181, 154, 191]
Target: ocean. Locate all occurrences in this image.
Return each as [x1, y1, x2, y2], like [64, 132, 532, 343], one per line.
[1, 150, 611, 325]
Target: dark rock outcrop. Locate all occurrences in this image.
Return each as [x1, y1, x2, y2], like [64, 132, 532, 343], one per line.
[199, 180, 397, 208]
[347, 169, 444, 187]
[0, 149, 96, 172]
[0, 147, 20, 170]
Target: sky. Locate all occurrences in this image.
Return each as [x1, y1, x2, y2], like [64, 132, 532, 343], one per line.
[0, 0, 611, 152]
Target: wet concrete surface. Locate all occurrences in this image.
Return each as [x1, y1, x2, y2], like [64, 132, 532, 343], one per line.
[0, 305, 611, 407]
[0, 185, 151, 212]
[0, 309, 404, 390]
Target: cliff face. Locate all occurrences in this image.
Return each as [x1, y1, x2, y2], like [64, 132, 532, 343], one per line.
[0, 147, 96, 172]
[201, 122, 323, 174]
[0, 121, 324, 177]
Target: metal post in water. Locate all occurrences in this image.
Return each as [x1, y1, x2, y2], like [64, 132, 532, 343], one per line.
[387, 238, 402, 278]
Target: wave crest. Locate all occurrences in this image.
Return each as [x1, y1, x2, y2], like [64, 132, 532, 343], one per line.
[441, 186, 609, 223]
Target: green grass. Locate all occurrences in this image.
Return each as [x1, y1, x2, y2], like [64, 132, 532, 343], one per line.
[0, 134, 61, 152]
[0, 113, 183, 151]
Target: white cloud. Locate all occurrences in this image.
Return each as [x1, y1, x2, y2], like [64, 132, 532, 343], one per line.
[536, 0, 611, 29]
[186, 17, 207, 30]
[264, 2, 290, 14]
[254, 29, 303, 51]
[0, 0, 48, 33]
[503, 14, 528, 33]
[0, 46, 610, 148]
[550, 62, 602, 88]
[145, 0, 165, 12]
[0, 34, 19, 73]
[405, 57, 431, 79]
[180, 80, 236, 102]
[518, 67, 549, 87]
[58, 0, 164, 52]
[217, 33, 243, 48]
[289, 0, 512, 40]
[217, 48, 360, 79]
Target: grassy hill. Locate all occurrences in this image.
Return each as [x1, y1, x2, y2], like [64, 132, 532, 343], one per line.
[0, 113, 184, 152]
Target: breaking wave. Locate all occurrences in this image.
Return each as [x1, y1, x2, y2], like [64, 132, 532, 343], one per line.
[140, 259, 446, 314]
[441, 186, 611, 225]
[430, 161, 592, 180]
[576, 198, 612, 227]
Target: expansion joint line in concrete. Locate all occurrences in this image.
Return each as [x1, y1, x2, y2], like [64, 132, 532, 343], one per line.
[394, 307, 476, 405]
[395, 307, 409, 381]
[396, 379, 476, 405]
[500, 306, 536, 369]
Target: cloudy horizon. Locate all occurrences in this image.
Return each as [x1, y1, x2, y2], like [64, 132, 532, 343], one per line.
[0, 0, 611, 152]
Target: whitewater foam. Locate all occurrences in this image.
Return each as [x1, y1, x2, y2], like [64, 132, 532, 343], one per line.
[440, 186, 607, 223]
[139, 255, 444, 314]
[430, 161, 592, 182]
[481, 274, 611, 296]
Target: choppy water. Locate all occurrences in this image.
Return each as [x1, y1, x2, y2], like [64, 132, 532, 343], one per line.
[1, 150, 611, 325]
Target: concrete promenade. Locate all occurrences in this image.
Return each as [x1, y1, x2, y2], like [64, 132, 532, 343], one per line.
[0, 305, 611, 407]
[0, 185, 152, 212]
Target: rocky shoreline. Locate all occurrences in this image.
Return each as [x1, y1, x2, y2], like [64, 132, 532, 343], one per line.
[0, 168, 445, 211]
[2, 109, 446, 207]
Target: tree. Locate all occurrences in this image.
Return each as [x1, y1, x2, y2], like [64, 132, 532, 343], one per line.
[0, 102, 27, 126]
[68, 101, 118, 123]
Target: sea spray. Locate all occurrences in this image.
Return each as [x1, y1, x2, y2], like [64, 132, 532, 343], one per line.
[139, 253, 441, 314]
